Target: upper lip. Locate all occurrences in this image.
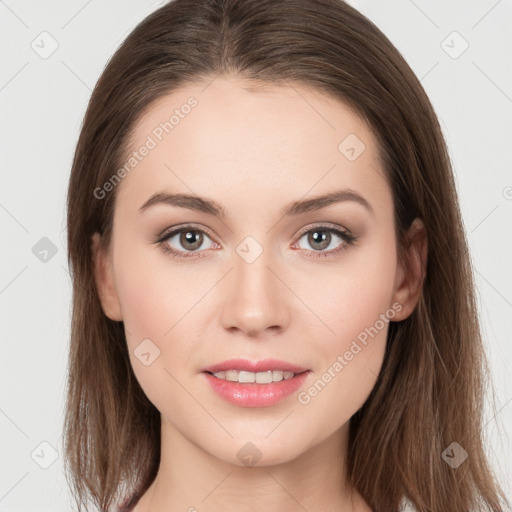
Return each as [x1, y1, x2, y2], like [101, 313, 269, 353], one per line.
[202, 358, 309, 374]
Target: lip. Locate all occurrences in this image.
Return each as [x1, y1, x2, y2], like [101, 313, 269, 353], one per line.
[201, 358, 309, 374]
[203, 370, 311, 407]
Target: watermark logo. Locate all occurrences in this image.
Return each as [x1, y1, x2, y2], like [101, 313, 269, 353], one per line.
[338, 133, 366, 161]
[30, 441, 59, 469]
[442, 441, 468, 469]
[134, 338, 161, 366]
[237, 442, 262, 466]
[441, 31, 469, 60]
[32, 237, 58, 263]
[236, 236, 264, 264]
[31, 31, 59, 59]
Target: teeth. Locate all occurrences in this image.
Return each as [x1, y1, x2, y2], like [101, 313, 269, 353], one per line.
[212, 370, 296, 383]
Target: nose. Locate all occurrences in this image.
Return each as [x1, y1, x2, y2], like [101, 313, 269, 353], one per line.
[219, 250, 291, 338]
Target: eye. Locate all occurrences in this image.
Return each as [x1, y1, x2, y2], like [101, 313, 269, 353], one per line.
[154, 223, 358, 260]
[156, 224, 218, 259]
[292, 224, 357, 258]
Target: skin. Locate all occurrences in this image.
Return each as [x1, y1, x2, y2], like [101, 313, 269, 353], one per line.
[92, 75, 427, 512]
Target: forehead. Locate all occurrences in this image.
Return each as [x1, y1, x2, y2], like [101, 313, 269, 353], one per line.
[115, 76, 391, 220]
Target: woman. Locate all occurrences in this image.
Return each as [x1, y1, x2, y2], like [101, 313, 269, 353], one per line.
[63, 0, 509, 511]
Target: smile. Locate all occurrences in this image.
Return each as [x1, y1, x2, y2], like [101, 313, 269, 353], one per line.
[207, 369, 298, 383]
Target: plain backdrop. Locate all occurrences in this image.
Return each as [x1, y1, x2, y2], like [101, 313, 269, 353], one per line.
[0, 0, 511, 510]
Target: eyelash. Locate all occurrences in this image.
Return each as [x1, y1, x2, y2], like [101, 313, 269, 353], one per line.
[154, 223, 358, 260]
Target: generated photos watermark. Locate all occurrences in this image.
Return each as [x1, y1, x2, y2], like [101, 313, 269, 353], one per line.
[93, 96, 198, 200]
[297, 301, 403, 405]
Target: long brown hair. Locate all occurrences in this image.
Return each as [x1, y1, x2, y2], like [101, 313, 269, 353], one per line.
[63, 1, 510, 510]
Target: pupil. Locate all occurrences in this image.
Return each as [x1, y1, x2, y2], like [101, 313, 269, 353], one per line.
[182, 230, 202, 250]
[310, 230, 330, 250]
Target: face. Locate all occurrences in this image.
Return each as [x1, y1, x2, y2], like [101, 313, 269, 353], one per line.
[93, 76, 420, 467]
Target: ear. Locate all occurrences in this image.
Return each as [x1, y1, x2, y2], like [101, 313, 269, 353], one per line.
[91, 232, 123, 321]
[391, 218, 428, 322]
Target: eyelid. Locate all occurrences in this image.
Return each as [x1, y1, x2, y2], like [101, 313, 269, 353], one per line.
[156, 222, 218, 244]
[294, 221, 349, 238]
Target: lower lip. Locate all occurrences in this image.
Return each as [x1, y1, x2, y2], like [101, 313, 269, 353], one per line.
[202, 371, 311, 407]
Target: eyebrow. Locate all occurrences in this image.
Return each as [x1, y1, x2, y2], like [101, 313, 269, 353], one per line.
[138, 188, 374, 218]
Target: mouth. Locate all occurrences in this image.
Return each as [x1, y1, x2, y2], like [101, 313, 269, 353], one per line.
[201, 358, 309, 375]
[204, 369, 306, 384]
[200, 359, 312, 407]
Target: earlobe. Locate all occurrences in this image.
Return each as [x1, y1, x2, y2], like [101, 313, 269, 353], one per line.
[391, 218, 428, 322]
[91, 232, 123, 321]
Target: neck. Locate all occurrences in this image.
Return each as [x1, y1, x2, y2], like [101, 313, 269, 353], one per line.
[133, 417, 371, 512]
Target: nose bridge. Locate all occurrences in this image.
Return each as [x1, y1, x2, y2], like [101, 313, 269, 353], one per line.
[219, 235, 290, 335]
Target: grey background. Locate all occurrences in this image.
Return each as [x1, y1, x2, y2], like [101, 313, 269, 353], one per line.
[1, 0, 511, 510]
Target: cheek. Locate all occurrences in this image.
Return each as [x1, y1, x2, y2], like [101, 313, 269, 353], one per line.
[112, 251, 192, 410]
[112, 231, 202, 334]
[112, 242, 203, 375]
[304, 230, 397, 346]
[115, 266, 169, 340]
[300, 232, 396, 404]
[298, 281, 391, 430]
